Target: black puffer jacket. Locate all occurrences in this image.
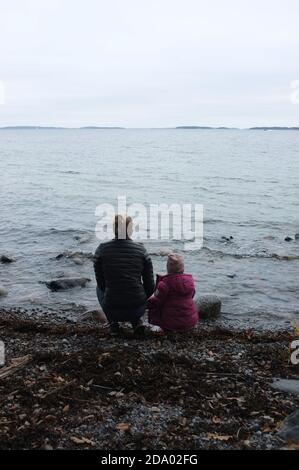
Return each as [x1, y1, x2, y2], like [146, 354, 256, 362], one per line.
[93, 238, 155, 310]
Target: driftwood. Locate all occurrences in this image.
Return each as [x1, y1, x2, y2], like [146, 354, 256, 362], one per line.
[39, 379, 77, 399]
[0, 355, 32, 379]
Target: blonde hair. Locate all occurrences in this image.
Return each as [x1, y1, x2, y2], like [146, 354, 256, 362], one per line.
[113, 214, 133, 239]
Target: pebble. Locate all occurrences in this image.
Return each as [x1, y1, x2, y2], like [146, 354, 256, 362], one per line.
[43, 444, 53, 451]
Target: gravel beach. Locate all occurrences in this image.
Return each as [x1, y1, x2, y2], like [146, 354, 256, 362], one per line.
[0, 307, 298, 450]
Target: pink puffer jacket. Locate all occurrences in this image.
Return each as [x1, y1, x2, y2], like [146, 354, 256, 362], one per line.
[148, 273, 198, 332]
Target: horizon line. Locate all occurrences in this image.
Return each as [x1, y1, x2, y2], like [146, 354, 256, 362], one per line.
[1, 125, 299, 131]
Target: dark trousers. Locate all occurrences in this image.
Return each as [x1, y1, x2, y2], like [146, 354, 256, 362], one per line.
[96, 288, 146, 327]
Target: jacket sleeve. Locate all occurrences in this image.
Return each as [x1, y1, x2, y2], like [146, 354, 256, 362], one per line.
[148, 280, 169, 307]
[142, 250, 155, 298]
[93, 246, 105, 291]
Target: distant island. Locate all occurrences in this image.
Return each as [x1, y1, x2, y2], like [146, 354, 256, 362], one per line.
[249, 127, 299, 131]
[176, 126, 299, 131]
[0, 126, 125, 130]
[0, 125, 298, 131]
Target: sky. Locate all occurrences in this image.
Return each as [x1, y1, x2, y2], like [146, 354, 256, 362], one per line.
[0, 0, 299, 128]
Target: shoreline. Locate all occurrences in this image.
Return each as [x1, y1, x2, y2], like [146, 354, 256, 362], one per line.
[0, 302, 295, 332]
[0, 308, 298, 450]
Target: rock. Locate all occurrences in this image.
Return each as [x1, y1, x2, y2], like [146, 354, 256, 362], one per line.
[285, 237, 293, 242]
[79, 309, 107, 323]
[148, 248, 173, 257]
[0, 287, 8, 297]
[45, 277, 91, 292]
[68, 251, 93, 261]
[74, 235, 92, 245]
[295, 234, 299, 240]
[195, 295, 222, 319]
[54, 251, 93, 262]
[72, 257, 84, 265]
[41, 438, 53, 450]
[277, 409, 299, 444]
[272, 254, 299, 261]
[42, 443, 53, 451]
[272, 379, 299, 396]
[0, 255, 15, 264]
[221, 236, 233, 242]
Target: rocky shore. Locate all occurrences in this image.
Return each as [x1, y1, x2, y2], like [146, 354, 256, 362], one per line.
[0, 307, 299, 450]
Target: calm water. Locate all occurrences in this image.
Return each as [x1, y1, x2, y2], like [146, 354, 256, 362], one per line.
[0, 129, 298, 326]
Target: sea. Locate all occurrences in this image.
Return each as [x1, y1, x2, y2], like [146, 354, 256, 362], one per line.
[0, 128, 298, 328]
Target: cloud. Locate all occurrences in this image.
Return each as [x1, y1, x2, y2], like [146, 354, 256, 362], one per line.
[0, 0, 299, 127]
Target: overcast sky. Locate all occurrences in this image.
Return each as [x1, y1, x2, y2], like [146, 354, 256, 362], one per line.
[0, 0, 298, 127]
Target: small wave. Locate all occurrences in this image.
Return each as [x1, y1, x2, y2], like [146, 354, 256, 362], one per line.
[204, 218, 226, 225]
[202, 219, 285, 229]
[59, 170, 81, 175]
[52, 251, 93, 261]
[147, 248, 173, 257]
[205, 176, 256, 183]
[39, 228, 91, 237]
[192, 186, 209, 192]
[196, 247, 299, 261]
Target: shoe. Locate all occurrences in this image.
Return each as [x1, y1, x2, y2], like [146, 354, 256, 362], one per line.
[131, 320, 146, 336]
[148, 324, 165, 336]
[109, 323, 121, 336]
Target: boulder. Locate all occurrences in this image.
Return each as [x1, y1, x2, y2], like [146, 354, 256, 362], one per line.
[195, 295, 222, 319]
[277, 409, 299, 444]
[0, 255, 15, 264]
[0, 287, 8, 297]
[79, 309, 107, 323]
[45, 277, 91, 292]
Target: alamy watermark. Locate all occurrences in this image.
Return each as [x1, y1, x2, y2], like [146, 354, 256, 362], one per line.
[290, 321, 299, 365]
[290, 80, 299, 104]
[0, 341, 5, 366]
[95, 196, 203, 251]
[0, 81, 5, 105]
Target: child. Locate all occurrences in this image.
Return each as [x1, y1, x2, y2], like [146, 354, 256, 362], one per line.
[148, 253, 198, 332]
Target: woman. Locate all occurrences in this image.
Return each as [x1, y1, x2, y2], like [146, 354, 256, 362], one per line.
[93, 215, 155, 335]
